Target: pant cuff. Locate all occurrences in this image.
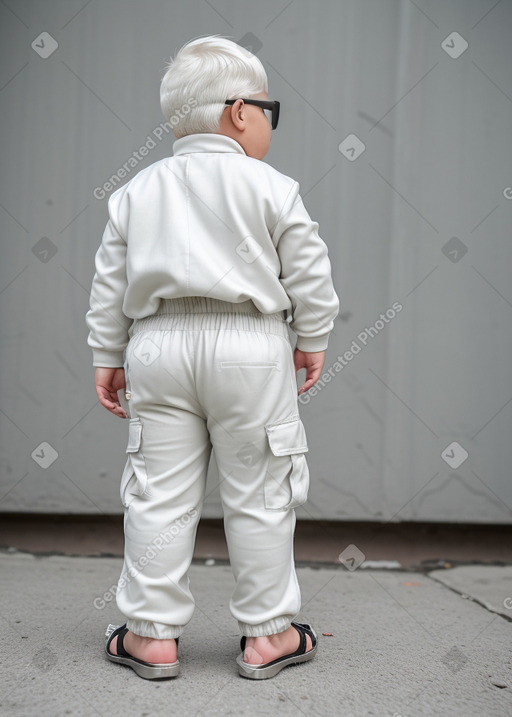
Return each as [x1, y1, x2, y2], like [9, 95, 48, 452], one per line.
[126, 618, 183, 640]
[237, 616, 293, 637]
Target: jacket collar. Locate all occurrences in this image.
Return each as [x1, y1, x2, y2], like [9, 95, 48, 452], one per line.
[172, 133, 246, 157]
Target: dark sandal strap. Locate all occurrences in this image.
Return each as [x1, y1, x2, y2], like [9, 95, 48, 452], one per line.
[115, 626, 131, 657]
[285, 623, 307, 659]
[294, 622, 317, 649]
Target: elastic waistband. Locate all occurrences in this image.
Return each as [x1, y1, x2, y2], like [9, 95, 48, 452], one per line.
[129, 296, 290, 339]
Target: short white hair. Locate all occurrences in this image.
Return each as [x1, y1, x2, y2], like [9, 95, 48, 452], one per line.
[160, 35, 268, 138]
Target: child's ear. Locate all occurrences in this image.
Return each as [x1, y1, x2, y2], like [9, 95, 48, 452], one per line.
[230, 99, 246, 131]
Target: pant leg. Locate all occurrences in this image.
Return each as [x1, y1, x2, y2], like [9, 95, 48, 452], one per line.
[115, 328, 211, 640]
[195, 317, 310, 638]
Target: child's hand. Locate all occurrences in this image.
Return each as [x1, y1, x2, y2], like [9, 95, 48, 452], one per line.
[94, 367, 129, 419]
[293, 349, 326, 395]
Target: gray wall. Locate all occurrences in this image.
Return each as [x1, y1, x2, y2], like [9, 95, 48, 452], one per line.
[1, 0, 511, 522]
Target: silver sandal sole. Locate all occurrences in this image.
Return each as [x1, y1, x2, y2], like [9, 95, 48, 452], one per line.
[237, 623, 318, 680]
[105, 623, 180, 680]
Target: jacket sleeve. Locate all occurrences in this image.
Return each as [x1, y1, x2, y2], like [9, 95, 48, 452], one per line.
[85, 194, 132, 367]
[272, 181, 340, 352]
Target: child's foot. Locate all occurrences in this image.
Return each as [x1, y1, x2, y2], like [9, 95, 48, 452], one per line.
[243, 625, 313, 664]
[108, 630, 178, 664]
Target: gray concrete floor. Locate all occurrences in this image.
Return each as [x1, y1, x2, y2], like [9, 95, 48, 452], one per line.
[1, 549, 511, 716]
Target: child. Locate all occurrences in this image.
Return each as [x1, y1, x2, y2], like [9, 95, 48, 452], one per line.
[86, 35, 339, 680]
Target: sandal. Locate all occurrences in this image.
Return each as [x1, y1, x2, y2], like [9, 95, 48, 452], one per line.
[104, 623, 180, 680]
[236, 622, 318, 680]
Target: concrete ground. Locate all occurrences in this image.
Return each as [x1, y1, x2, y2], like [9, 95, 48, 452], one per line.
[1, 549, 511, 716]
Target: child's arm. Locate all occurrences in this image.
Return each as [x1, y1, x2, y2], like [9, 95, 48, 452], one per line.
[86, 194, 133, 417]
[273, 181, 340, 354]
[85, 195, 132, 369]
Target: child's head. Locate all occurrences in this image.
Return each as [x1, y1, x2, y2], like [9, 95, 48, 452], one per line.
[160, 35, 273, 157]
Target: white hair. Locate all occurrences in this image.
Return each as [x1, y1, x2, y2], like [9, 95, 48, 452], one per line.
[160, 35, 268, 138]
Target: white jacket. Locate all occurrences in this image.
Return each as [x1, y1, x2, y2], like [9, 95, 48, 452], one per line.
[85, 133, 339, 367]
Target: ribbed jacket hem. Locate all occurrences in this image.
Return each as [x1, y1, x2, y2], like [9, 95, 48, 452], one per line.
[157, 296, 262, 314]
[295, 332, 330, 352]
[92, 349, 126, 368]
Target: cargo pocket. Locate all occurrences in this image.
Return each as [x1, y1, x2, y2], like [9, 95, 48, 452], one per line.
[263, 415, 310, 511]
[119, 417, 148, 508]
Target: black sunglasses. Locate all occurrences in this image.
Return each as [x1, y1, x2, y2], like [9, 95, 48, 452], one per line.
[225, 98, 280, 130]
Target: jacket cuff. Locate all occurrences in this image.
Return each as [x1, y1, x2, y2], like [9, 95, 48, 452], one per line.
[92, 349, 126, 368]
[295, 333, 330, 352]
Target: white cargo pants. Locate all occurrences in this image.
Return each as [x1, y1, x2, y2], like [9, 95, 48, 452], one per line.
[115, 296, 310, 640]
